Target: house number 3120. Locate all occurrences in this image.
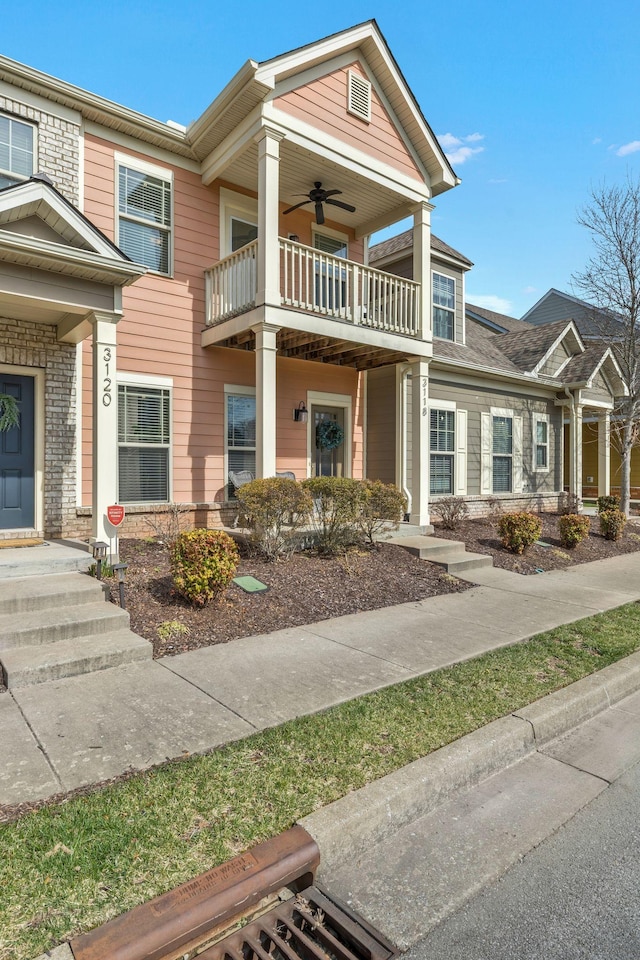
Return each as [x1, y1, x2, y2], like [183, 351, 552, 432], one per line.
[102, 347, 112, 407]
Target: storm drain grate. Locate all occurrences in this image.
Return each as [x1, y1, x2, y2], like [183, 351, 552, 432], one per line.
[199, 885, 396, 960]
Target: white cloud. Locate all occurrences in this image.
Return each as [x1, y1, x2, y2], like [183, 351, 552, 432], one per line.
[523, 285, 537, 295]
[468, 294, 513, 314]
[616, 140, 640, 157]
[437, 132, 485, 165]
[592, 137, 602, 145]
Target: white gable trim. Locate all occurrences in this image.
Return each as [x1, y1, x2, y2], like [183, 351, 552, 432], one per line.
[531, 320, 583, 376]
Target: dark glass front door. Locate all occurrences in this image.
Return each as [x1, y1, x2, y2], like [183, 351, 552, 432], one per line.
[0, 373, 35, 528]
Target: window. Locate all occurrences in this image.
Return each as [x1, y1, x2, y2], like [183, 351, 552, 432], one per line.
[432, 272, 455, 340]
[0, 114, 34, 189]
[118, 384, 170, 502]
[226, 391, 256, 493]
[231, 217, 258, 252]
[430, 409, 455, 494]
[347, 70, 371, 123]
[492, 415, 513, 493]
[534, 416, 549, 470]
[117, 160, 172, 273]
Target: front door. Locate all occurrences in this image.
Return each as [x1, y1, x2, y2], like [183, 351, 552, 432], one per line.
[312, 406, 345, 477]
[0, 373, 35, 529]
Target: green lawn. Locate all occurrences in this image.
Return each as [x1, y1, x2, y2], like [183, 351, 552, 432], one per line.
[2, 603, 640, 960]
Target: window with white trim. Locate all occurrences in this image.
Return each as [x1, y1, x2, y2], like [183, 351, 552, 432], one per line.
[430, 409, 455, 495]
[492, 414, 513, 492]
[432, 272, 455, 340]
[226, 390, 256, 495]
[117, 160, 172, 273]
[118, 384, 171, 502]
[0, 114, 35, 189]
[534, 414, 549, 470]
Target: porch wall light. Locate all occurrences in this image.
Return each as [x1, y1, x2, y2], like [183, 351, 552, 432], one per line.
[92, 541, 109, 580]
[293, 401, 308, 423]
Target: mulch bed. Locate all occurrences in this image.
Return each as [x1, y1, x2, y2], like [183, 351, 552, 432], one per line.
[110, 540, 470, 658]
[432, 511, 640, 575]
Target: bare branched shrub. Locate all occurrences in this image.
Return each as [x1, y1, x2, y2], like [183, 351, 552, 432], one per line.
[431, 496, 469, 530]
[144, 503, 191, 545]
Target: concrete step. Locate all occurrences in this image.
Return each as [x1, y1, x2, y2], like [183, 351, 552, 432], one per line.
[390, 535, 467, 561]
[0, 601, 129, 650]
[0, 540, 92, 579]
[0, 629, 152, 688]
[433, 551, 495, 574]
[0, 572, 106, 615]
[384, 522, 435, 539]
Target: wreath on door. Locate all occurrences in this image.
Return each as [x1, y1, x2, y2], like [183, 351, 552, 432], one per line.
[0, 394, 19, 432]
[316, 419, 345, 450]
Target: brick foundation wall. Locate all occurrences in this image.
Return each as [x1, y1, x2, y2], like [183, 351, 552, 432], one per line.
[73, 501, 240, 541]
[452, 492, 564, 519]
[1, 318, 77, 537]
[0, 93, 80, 204]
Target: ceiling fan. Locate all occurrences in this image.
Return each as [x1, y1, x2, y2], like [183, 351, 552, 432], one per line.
[283, 182, 356, 225]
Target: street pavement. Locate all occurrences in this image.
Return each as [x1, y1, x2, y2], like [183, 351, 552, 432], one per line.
[405, 757, 640, 960]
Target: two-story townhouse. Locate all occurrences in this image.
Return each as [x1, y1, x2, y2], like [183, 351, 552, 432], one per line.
[0, 21, 461, 547]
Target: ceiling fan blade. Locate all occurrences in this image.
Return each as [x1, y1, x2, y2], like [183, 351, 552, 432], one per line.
[315, 201, 325, 225]
[322, 189, 343, 198]
[283, 200, 312, 215]
[326, 199, 356, 213]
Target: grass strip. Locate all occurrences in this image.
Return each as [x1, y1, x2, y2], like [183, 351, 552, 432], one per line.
[2, 602, 640, 960]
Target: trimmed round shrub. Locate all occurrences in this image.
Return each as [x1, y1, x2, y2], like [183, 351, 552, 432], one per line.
[236, 477, 313, 560]
[497, 511, 542, 555]
[170, 529, 239, 606]
[599, 508, 626, 541]
[597, 495, 620, 514]
[357, 479, 407, 544]
[558, 513, 590, 548]
[301, 476, 365, 555]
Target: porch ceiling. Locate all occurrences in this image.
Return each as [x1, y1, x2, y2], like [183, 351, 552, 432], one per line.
[222, 138, 416, 236]
[216, 327, 412, 370]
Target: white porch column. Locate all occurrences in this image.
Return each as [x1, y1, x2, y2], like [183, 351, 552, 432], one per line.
[253, 323, 280, 478]
[412, 201, 434, 341]
[255, 126, 284, 308]
[568, 400, 583, 502]
[598, 411, 611, 497]
[90, 312, 120, 548]
[409, 357, 430, 526]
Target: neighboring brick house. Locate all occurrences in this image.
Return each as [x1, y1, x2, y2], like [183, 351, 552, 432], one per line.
[0, 22, 622, 546]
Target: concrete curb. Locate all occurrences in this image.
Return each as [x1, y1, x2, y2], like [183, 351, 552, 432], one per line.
[299, 651, 640, 874]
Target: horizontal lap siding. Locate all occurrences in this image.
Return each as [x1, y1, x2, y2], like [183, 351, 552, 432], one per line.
[366, 366, 397, 483]
[276, 62, 422, 180]
[429, 378, 562, 495]
[539, 341, 570, 377]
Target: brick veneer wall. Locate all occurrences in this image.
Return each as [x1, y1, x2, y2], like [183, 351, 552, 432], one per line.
[0, 317, 77, 537]
[0, 93, 80, 204]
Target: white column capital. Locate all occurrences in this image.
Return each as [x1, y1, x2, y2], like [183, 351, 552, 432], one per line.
[254, 125, 286, 150]
[410, 200, 435, 220]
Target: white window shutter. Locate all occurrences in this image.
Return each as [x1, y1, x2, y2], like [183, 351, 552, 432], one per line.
[455, 408, 467, 495]
[513, 415, 523, 492]
[481, 412, 492, 494]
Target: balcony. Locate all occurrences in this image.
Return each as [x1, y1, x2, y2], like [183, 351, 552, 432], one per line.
[205, 238, 422, 340]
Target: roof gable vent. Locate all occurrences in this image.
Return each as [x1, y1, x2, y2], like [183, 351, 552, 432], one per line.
[347, 70, 371, 123]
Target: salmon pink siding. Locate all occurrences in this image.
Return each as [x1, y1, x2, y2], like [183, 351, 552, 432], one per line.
[275, 61, 423, 181]
[81, 134, 364, 508]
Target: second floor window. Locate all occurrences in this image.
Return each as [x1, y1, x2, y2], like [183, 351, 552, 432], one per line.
[0, 114, 34, 189]
[117, 163, 172, 274]
[432, 272, 455, 340]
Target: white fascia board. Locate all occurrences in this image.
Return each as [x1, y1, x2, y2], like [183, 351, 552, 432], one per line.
[186, 61, 270, 146]
[265, 106, 430, 202]
[0, 180, 120, 259]
[0, 55, 191, 155]
[201, 110, 264, 185]
[431, 356, 562, 395]
[0, 78, 81, 125]
[0, 231, 146, 284]
[85, 120, 201, 174]
[255, 23, 374, 85]
[532, 321, 584, 375]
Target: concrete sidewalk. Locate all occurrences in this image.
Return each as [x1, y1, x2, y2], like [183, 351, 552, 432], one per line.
[2, 551, 640, 809]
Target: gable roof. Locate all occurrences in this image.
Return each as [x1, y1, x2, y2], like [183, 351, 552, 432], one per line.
[466, 303, 530, 334]
[369, 229, 473, 268]
[490, 319, 581, 373]
[521, 287, 623, 338]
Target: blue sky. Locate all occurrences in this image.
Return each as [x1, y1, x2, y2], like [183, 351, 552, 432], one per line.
[3, 0, 640, 317]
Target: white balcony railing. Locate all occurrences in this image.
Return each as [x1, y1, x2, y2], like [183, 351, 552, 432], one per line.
[205, 238, 421, 339]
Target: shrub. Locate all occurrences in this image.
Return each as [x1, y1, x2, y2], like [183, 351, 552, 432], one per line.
[170, 529, 239, 606]
[597, 495, 620, 514]
[558, 513, 590, 548]
[431, 496, 469, 530]
[236, 477, 313, 561]
[302, 476, 364, 555]
[559, 492, 582, 515]
[599, 508, 626, 541]
[497, 511, 542, 554]
[355, 480, 407, 545]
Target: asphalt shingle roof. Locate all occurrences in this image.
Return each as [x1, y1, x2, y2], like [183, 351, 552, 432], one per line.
[489, 319, 573, 372]
[369, 230, 473, 267]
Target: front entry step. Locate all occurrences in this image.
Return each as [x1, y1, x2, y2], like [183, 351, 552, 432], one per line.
[0, 571, 152, 689]
[388, 534, 494, 575]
